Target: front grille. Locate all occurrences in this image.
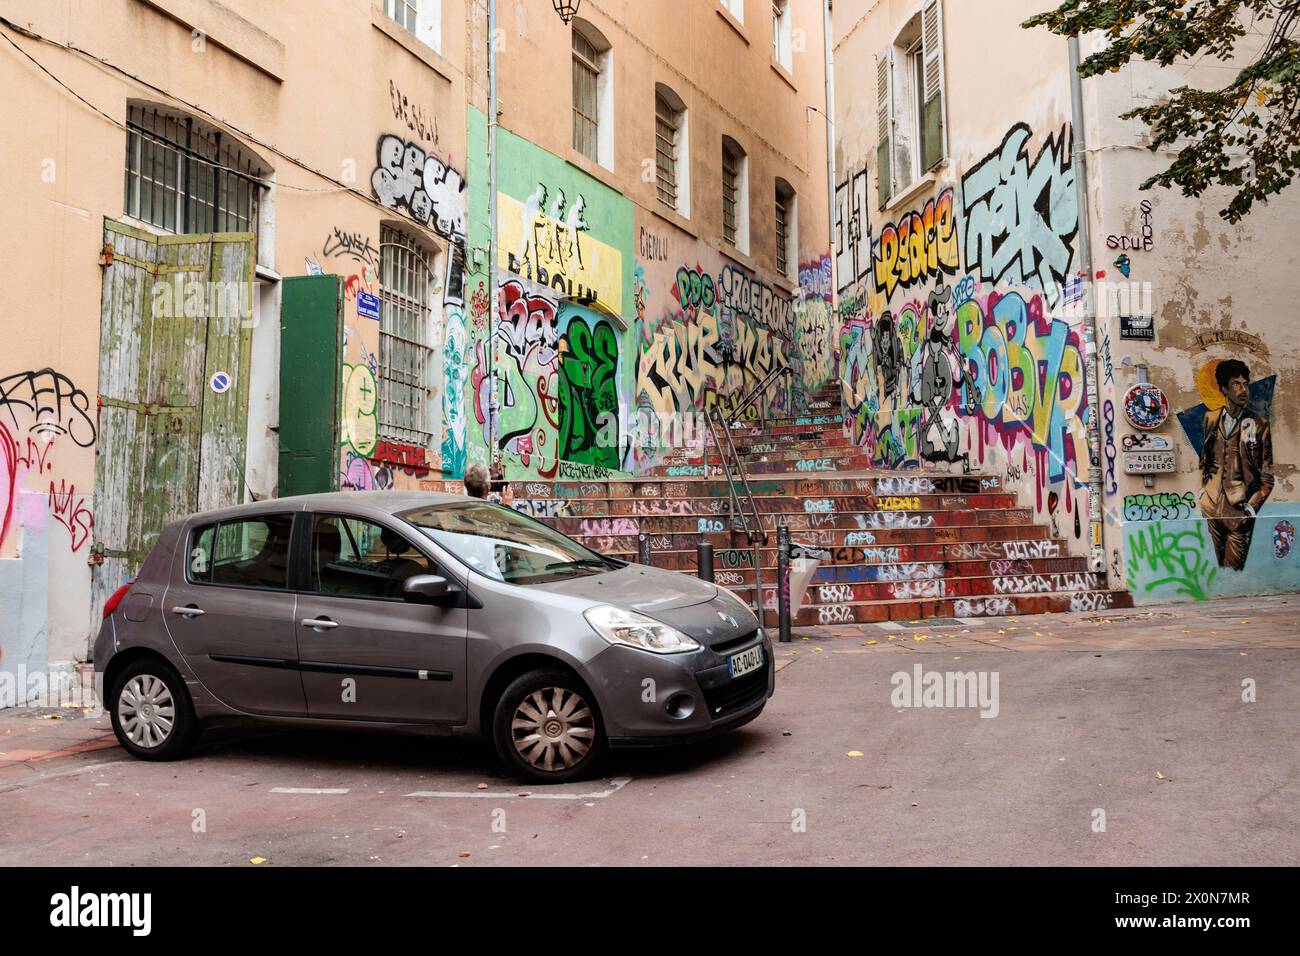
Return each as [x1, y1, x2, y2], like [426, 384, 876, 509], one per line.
[713, 629, 759, 656]
[701, 662, 769, 720]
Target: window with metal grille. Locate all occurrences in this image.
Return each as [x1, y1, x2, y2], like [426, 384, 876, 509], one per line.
[378, 227, 436, 447]
[655, 93, 680, 210]
[572, 31, 600, 162]
[722, 144, 740, 246]
[124, 105, 264, 237]
[384, 0, 418, 32]
[775, 189, 791, 275]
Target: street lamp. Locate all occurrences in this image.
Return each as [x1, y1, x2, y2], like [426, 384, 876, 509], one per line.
[552, 0, 582, 24]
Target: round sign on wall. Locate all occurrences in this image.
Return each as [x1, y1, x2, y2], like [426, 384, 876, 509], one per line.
[1122, 382, 1169, 430]
[210, 371, 232, 394]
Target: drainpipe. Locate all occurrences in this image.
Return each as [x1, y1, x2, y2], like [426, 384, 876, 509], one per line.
[486, 0, 500, 469]
[823, 0, 836, 260]
[1069, 35, 1107, 577]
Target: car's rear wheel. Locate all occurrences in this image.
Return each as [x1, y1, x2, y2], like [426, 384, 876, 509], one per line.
[109, 659, 199, 761]
[492, 669, 607, 784]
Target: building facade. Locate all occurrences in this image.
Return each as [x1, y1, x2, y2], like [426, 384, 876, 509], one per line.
[831, 0, 1300, 606]
[0, 0, 832, 678]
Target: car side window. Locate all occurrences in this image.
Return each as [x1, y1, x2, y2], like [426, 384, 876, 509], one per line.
[188, 515, 293, 590]
[309, 514, 439, 600]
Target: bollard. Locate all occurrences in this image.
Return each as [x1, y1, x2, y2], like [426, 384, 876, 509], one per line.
[776, 522, 791, 643]
[638, 531, 652, 566]
[697, 541, 714, 582]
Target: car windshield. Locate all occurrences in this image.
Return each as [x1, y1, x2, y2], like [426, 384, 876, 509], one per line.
[399, 500, 620, 585]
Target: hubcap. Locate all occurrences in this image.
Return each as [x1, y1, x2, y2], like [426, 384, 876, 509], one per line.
[510, 686, 595, 772]
[117, 674, 176, 748]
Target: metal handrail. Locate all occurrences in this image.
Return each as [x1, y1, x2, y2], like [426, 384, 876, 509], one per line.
[705, 405, 769, 620]
[723, 364, 792, 427]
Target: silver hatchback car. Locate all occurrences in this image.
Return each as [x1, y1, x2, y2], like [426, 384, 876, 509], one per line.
[94, 492, 773, 782]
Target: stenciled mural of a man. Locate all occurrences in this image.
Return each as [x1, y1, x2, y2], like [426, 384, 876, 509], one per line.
[1198, 359, 1274, 570]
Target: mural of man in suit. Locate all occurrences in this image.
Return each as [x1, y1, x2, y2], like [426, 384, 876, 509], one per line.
[1198, 359, 1274, 570]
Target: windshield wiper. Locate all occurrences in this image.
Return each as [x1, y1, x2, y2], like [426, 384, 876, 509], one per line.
[543, 558, 616, 572]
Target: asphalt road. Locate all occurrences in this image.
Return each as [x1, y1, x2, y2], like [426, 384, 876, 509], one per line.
[1, 603, 1296, 866]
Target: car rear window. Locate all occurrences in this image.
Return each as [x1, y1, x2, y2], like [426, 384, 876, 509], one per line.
[188, 514, 293, 590]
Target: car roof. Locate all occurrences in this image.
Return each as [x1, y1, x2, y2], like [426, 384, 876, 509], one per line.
[182, 491, 471, 525]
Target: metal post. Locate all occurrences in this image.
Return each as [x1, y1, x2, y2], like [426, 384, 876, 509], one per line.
[638, 532, 651, 566]
[486, 0, 500, 470]
[697, 541, 714, 582]
[776, 522, 791, 643]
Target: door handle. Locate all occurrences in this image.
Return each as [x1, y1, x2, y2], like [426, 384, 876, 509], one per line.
[170, 605, 205, 618]
[301, 617, 339, 630]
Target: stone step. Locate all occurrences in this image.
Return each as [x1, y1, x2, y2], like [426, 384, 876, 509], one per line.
[511, 491, 1020, 519]
[755, 589, 1133, 626]
[553, 508, 1037, 538]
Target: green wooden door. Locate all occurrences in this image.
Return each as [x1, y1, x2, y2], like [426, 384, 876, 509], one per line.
[278, 275, 343, 497]
[91, 219, 255, 621]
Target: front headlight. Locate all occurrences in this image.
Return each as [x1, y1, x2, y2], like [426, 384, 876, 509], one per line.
[584, 605, 701, 654]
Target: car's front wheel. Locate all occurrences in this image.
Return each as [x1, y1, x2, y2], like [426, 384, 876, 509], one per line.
[109, 659, 200, 760]
[492, 670, 607, 783]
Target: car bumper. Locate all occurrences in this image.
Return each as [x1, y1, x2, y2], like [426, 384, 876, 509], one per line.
[580, 629, 775, 746]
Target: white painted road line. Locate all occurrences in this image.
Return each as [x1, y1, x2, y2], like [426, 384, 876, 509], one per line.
[403, 777, 633, 800]
[270, 787, 351, 795]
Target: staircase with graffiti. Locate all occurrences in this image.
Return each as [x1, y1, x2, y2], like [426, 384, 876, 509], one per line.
[507, 381, 1131, 627]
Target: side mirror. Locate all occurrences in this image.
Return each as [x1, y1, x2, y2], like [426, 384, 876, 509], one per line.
[403, 574, 458, 606]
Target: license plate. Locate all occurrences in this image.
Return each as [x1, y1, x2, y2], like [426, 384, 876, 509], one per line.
[727, 644, 764, 678]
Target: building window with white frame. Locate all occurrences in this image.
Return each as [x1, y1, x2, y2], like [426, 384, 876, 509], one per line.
[378, 226, 438, 447]
[722, 136, 749, 254]
[571, 20, 613, 168]
[720, 0, 745, 23]
[772, 0, 792, 71]
[383, 0, 441, 53]
[875, 0, 946, 207]
[775, 179, 797, 278]
[655, 85, 689, 217]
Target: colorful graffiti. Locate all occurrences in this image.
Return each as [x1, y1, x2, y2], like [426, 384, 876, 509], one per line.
[873, 188, 960, 300]
[960, 123, 1078, 304]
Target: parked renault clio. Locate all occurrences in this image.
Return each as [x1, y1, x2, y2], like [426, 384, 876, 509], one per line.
[94, 493, 773, 782]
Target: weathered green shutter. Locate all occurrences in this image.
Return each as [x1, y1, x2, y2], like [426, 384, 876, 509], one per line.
[278, 275, 344, 496]
[92, 220, 254, 622]
[876, 47, 894, 208]
[920, 0, 946, 172]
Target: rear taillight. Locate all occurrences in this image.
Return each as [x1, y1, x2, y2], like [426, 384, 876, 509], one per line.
[102, 582, 133, 619]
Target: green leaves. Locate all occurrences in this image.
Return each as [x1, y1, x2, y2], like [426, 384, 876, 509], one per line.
[1023, 0, 1299, 221]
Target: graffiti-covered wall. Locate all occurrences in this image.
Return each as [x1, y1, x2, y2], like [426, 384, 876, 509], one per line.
[835, 114, 1095, 548]
[465, 107, 837, 482]
[832, 0, 1300, 599]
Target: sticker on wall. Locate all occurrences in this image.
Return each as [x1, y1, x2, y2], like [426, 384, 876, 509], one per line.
[1123, 383, 1169, 430]
[210, 371, 232, 394]
[1114, 254, 1131, 277]
[1274, 521, 1294, 559]
[357, 291, 381, 320]
[1119, 314, 1154, 341]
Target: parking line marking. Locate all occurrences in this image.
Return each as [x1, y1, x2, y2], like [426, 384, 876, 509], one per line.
[270, 787, 351, 795]
[403, 777, 633, 800]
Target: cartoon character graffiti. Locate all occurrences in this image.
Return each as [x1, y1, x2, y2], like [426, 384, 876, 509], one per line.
[912, 278, 978, 464]
[1197, 359, 1273, 571]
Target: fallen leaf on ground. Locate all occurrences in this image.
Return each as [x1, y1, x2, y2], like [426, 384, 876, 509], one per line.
[476, 782, 488, 790]
[847, 751, 864, 757]
[250, 856, 267, 865]
[1155, 772, 1164, 780]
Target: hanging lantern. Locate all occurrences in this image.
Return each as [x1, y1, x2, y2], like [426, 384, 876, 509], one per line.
[553, 0, 581, 24]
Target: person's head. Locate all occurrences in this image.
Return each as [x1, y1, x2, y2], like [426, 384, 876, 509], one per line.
[463, 463, 491, 498]
[1215, 359, 1251, 410]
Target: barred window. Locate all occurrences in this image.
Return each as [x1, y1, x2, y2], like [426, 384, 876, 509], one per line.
[378, 227, 436, 447]
[655, 90, 682, 211]
[572, 31, 600, 162]
[123, 104, 264, 237]
[775, 178, 796, 277]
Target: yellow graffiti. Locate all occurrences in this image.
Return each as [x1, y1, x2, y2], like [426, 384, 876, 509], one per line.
[878, 495, 921, 511]
[341, 363, 377, 455]
[498, 193, 623, 315]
